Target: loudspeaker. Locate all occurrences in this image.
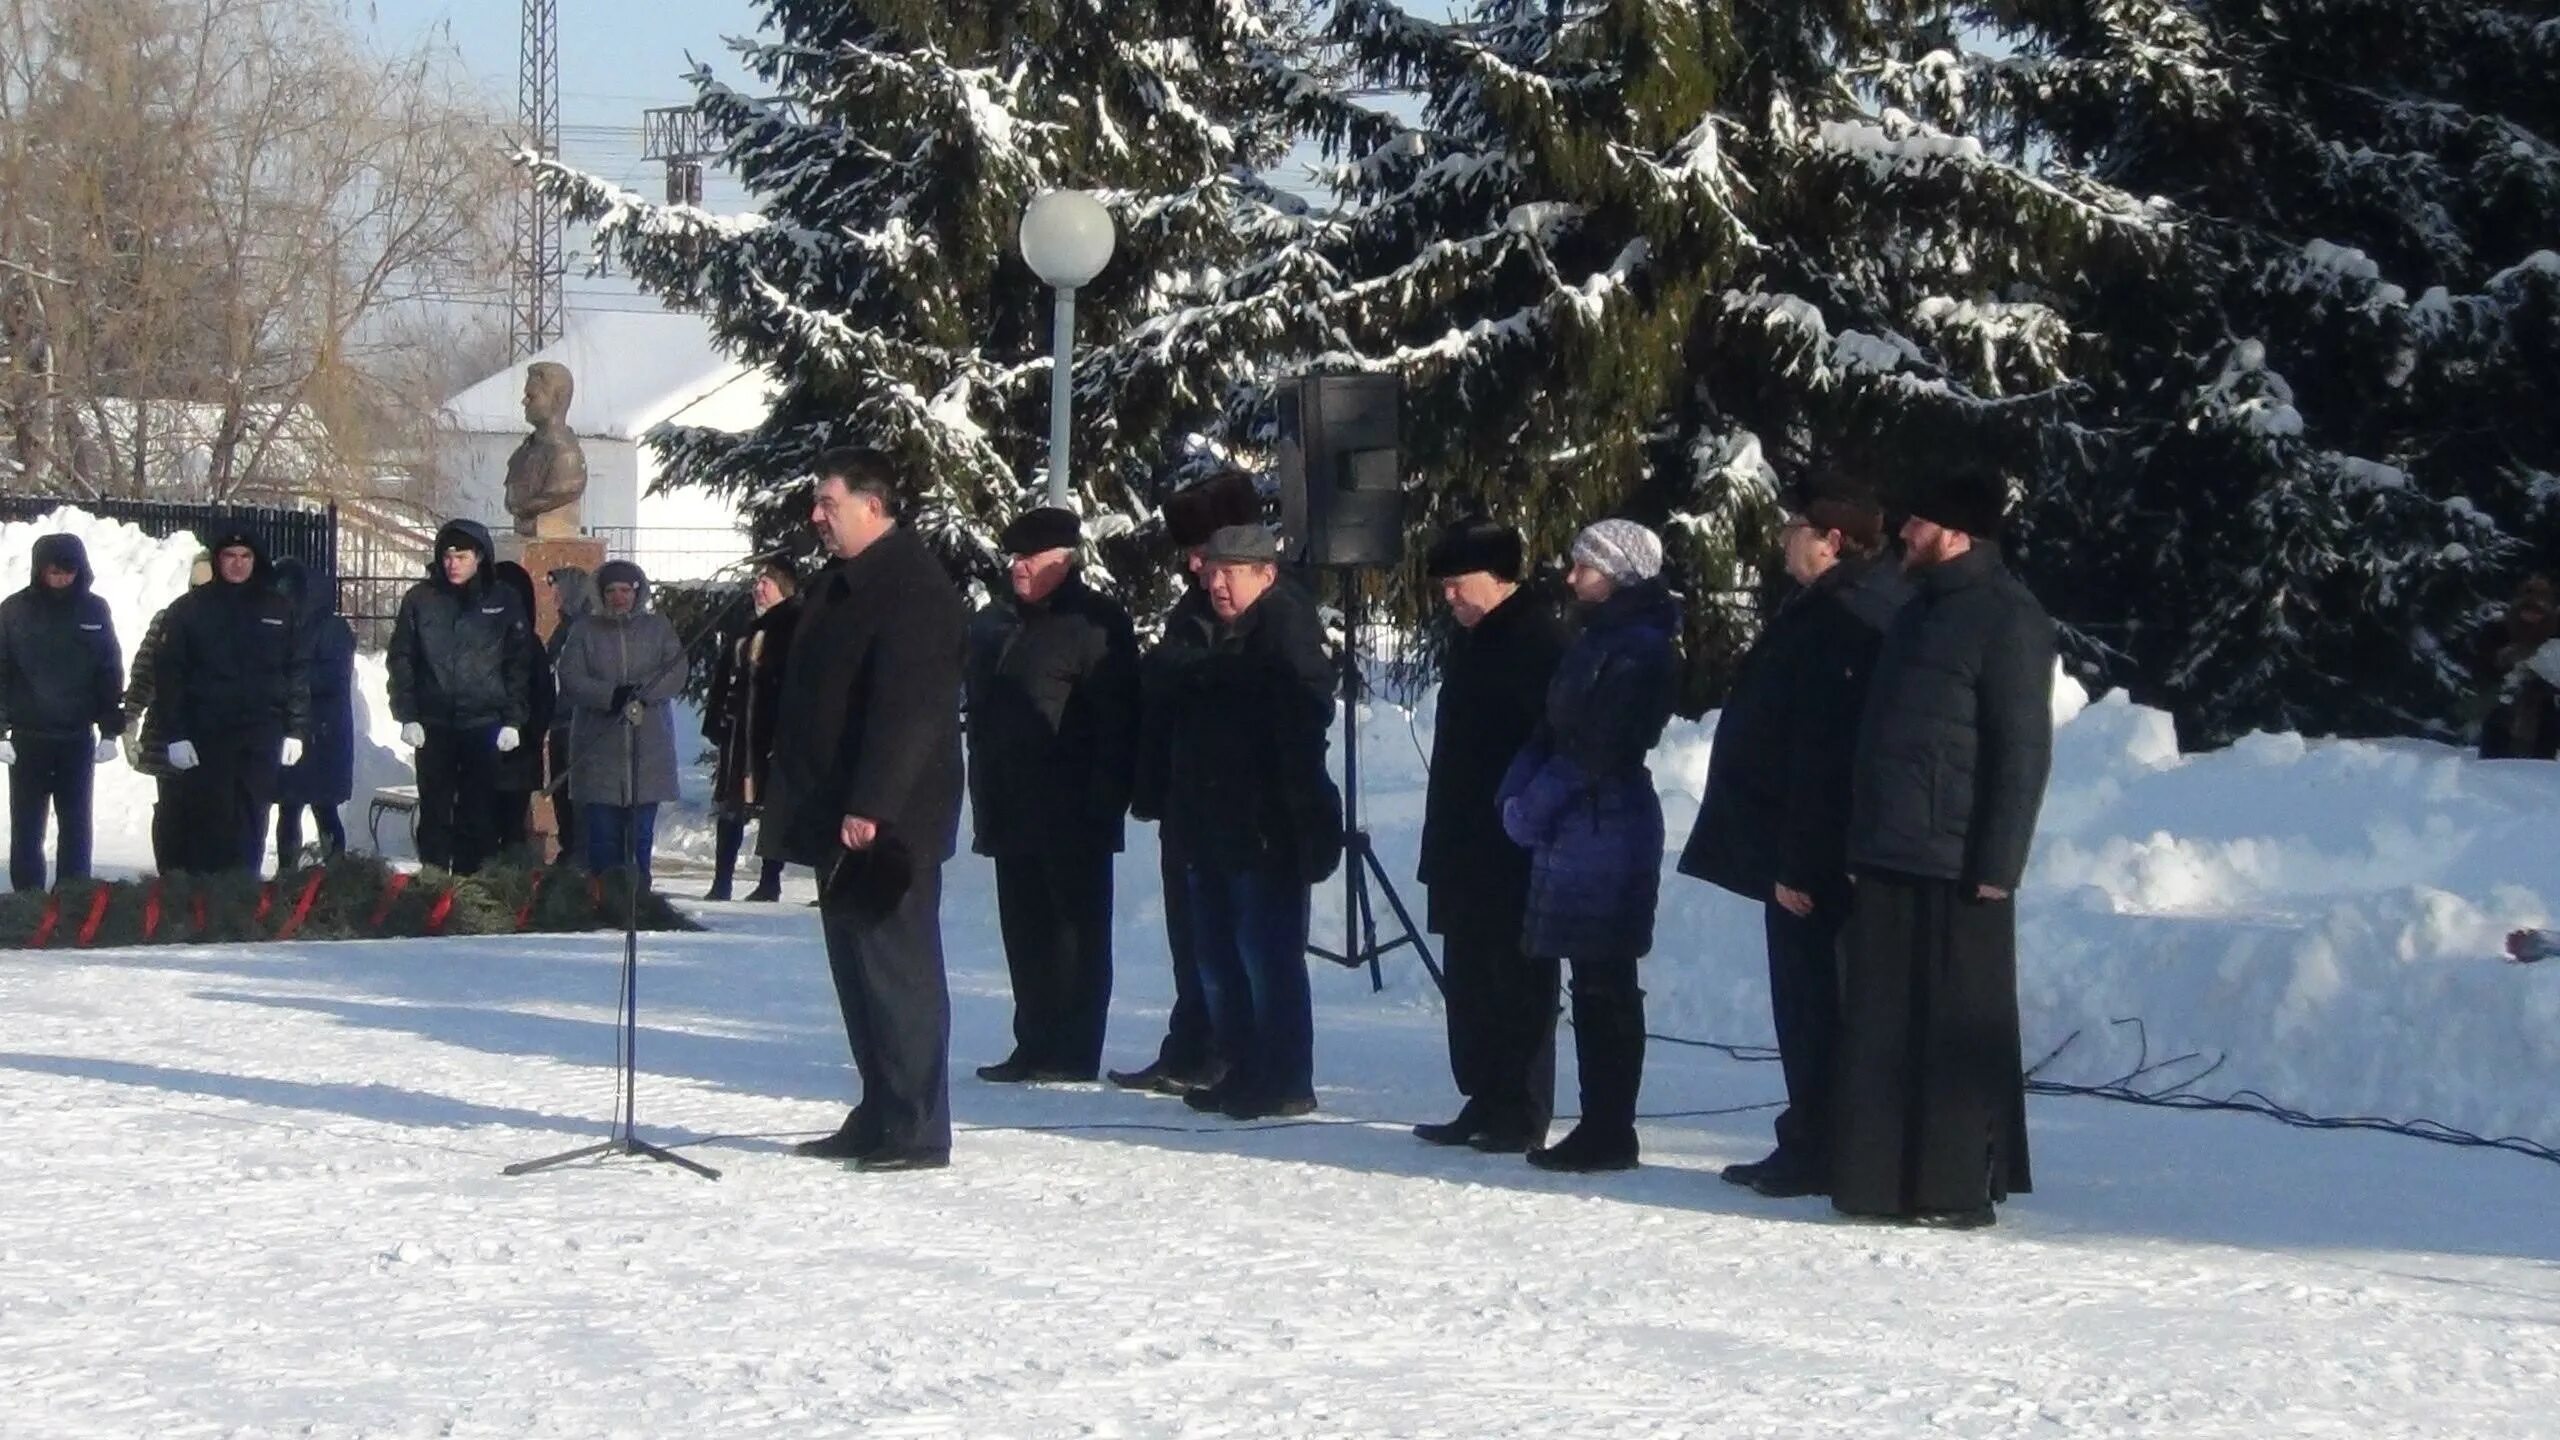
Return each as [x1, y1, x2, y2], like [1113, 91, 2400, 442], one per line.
[1275, 374, 1403, 568]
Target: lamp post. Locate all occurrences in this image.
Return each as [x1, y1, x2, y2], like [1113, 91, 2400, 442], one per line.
[1017, 189, 1117, 508]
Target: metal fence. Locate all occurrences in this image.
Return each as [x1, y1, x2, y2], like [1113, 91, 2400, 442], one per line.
[0, 493, 337, 578]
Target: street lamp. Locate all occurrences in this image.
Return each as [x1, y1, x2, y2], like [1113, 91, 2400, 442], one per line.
[1018, 188, 1116, 508]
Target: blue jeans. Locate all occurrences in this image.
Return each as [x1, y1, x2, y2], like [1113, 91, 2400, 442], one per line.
[581, 802, 660, 888]
[1187, 863, 1315, 1104]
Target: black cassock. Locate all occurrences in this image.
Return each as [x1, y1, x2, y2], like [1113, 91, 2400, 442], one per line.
[1829, 871, 2033, 1216]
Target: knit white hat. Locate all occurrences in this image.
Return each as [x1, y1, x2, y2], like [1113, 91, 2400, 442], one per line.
[1569, 518, 1664, 585]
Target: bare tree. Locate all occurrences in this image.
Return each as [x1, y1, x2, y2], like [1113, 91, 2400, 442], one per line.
[0, 0, 511, 503]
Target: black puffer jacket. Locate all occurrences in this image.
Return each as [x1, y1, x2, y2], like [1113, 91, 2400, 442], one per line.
[1846, 543, 2055, 890]
[1417, 585, 1569, 936]
[964, 574, 1140, 856]
[156, 530, 307, 743]
[388, 519, 534, 731]
[0, 534, 123, 742]
[1162, 577, 1341, 882]
[1680, 556, 1909, 903]
[706, 593, 800, 813]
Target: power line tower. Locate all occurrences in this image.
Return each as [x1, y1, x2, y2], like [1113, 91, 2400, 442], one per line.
[642, 106, 714, 208]
[511, 0, 564, 360]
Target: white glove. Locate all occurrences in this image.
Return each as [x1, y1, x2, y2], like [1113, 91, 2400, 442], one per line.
[94, 736, 118, 764]
[401, 722, 425, 748]
[495, 726, 521, 754]
[281, 737, 304, 768]
[167, 740, 200, 771]
[0, 740, 15, 766]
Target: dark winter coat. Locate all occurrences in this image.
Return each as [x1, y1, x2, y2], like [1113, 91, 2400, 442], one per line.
[489, 562, 554, 793]
[1418, 586, 1570, 937]
[1680, 557, 1910, 905]
[387, 520, 534, 733]
[273, 558, 357, 808]
[705, 593, 800, 813]
[0, 534, 123, 743]
[554, 560, 685, 807]
[1130, 580, 1218, 839]
[545, 566, 597, 740]
[1161, 577, 1341, 883]
[1847, 543, 2055, 891]
[155, 532, 307, 745]
[964, 574, 1140, 856]
[1497, 580, 1681, 962]
[761, 526, 968, 880]
[123, 603, 184, 776]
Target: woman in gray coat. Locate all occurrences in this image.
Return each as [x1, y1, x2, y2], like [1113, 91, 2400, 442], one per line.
[554, 559, 684, 886]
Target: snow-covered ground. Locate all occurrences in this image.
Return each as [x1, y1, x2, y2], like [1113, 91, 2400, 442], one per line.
[4, 507, 2558, 1434]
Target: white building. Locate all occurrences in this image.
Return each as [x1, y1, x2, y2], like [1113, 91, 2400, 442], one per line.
[438, 309, 774, 582]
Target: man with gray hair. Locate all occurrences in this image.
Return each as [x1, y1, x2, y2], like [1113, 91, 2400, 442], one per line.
[1160, 524, 1341, 1120]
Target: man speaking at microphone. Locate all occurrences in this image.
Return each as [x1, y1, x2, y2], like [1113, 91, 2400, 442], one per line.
[764, 448, 968, 1173]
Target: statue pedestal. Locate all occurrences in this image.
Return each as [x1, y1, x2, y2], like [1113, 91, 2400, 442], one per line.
[501, 533, 608, 859]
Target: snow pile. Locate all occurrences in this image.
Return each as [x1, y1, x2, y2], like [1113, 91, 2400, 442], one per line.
[1344, 661, 2560, 1149]
[0, 508, 412, 871]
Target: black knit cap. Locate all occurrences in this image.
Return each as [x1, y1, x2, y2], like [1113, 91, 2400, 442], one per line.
[998, 506, 1081, 555]
[1424, 517, 1526, 582]
[1903, 465, 2012, 540]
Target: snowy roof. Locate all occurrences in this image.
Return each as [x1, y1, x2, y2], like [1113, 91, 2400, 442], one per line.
[441, 309, 768, 443]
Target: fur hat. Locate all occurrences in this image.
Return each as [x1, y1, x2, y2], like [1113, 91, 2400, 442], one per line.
[1569, 518, 1664, 585]
[1904, 466, 2012, 539]
[1162, 471, 1261, 550]
[998, 506, 1081, 555]
[1424, 517, 1526, 582]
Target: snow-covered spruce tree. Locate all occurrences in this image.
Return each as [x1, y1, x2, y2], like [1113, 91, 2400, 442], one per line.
[1882, 0, 2560, 742]
[1219, 0, 2163, 700]
[529, 1, 1318, 581]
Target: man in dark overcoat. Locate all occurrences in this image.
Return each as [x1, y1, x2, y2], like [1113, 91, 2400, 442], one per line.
[765, 449, 968, 1172]
[1410, 518, 1570, 1153]
[154, 529, 308, 873]
[967, 506, 1140, 1084]
[1834, 465, 2055, 1229]
[0, 533, 124, 890]
[1108, 471, 1263, 1095]
[1679, 484, 1907, 1198]
[387, 519, 535, 876]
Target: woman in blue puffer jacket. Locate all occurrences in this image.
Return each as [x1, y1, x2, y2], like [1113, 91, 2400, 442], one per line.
[1498, 519, 1679, 1173]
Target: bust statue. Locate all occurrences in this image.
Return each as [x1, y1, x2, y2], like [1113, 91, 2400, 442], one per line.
[504, 361, 590, 538]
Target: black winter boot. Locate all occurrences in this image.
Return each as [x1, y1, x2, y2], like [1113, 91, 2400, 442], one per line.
[1529, 958, 1645, 1172]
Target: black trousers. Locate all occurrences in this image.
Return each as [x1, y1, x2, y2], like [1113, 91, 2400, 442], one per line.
[1564, 955, 1646, 1139]
[151, 776, 186, 874]
[1765, 897, 1847, 1169]
[548, 730, 578, 858]
[274, 803, 347, 865]
[416, 725, 501, 875]
[8, 735, 94, 891]
[820, 858, 952, 1155]
[173, 728, 281, 874]
[992, 848, 1116, 1074]
[491, 790, 532, 852]
[1149, 831, 1217, 1076]
[1435, 900, 1559, 1133]
[712, 814, 785, 894]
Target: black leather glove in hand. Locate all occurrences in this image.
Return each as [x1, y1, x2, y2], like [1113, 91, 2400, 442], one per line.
[608, 684, 638, 713]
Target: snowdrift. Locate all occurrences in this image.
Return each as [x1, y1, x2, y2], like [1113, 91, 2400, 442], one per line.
[1348, 665, 2560, 1152]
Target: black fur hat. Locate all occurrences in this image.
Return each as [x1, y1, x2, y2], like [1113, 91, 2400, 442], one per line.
[1162, 471, 1261, 550]
[1423, 517, 1526, 582]
[1903, 465, 2012, 540]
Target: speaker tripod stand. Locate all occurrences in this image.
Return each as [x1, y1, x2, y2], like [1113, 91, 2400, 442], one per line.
[1307, 569, 1442, 995]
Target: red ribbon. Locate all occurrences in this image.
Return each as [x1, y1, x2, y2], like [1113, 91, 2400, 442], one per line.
[254, 882, 274, 925]
[274, 869, 327, 941]
[29, 892, 61, 948]
[189, 892, 208, 935]
[141, 880, 163, 941]
[514, 869, 547, 931]
[367, 871, 412, 930]
[74, 887, 111, 946]
[424, 888, 455, 936]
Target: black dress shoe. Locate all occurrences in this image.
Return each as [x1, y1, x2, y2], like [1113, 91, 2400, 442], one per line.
[1028, 1066, 1098, 1084]
[1412, 1101, 1486, 1147]
[1182, 1083, 1235, 1113]
[702, 882, 733, 902]
[1746, 1161, 1830, 1199]
[976, 1056, 1038, 1083]
[853, 1147, 950, 1173]
[1905, 1205, 1996, 1231]
[1224, 1093, 1317, 1121]
[1468, 1123, 1537, 1154]
[1721, 1147, 1781, 1188]
[742, 883, 781, 903]
[791, 1110, 878, 1160]
[1155, 1062, 1226, 1097]
[1526, 1124, 1639, 1173]
[1106, 1062, 1166, 1091]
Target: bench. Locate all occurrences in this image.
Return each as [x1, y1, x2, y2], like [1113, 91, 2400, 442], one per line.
[367, 785, 419, 854]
